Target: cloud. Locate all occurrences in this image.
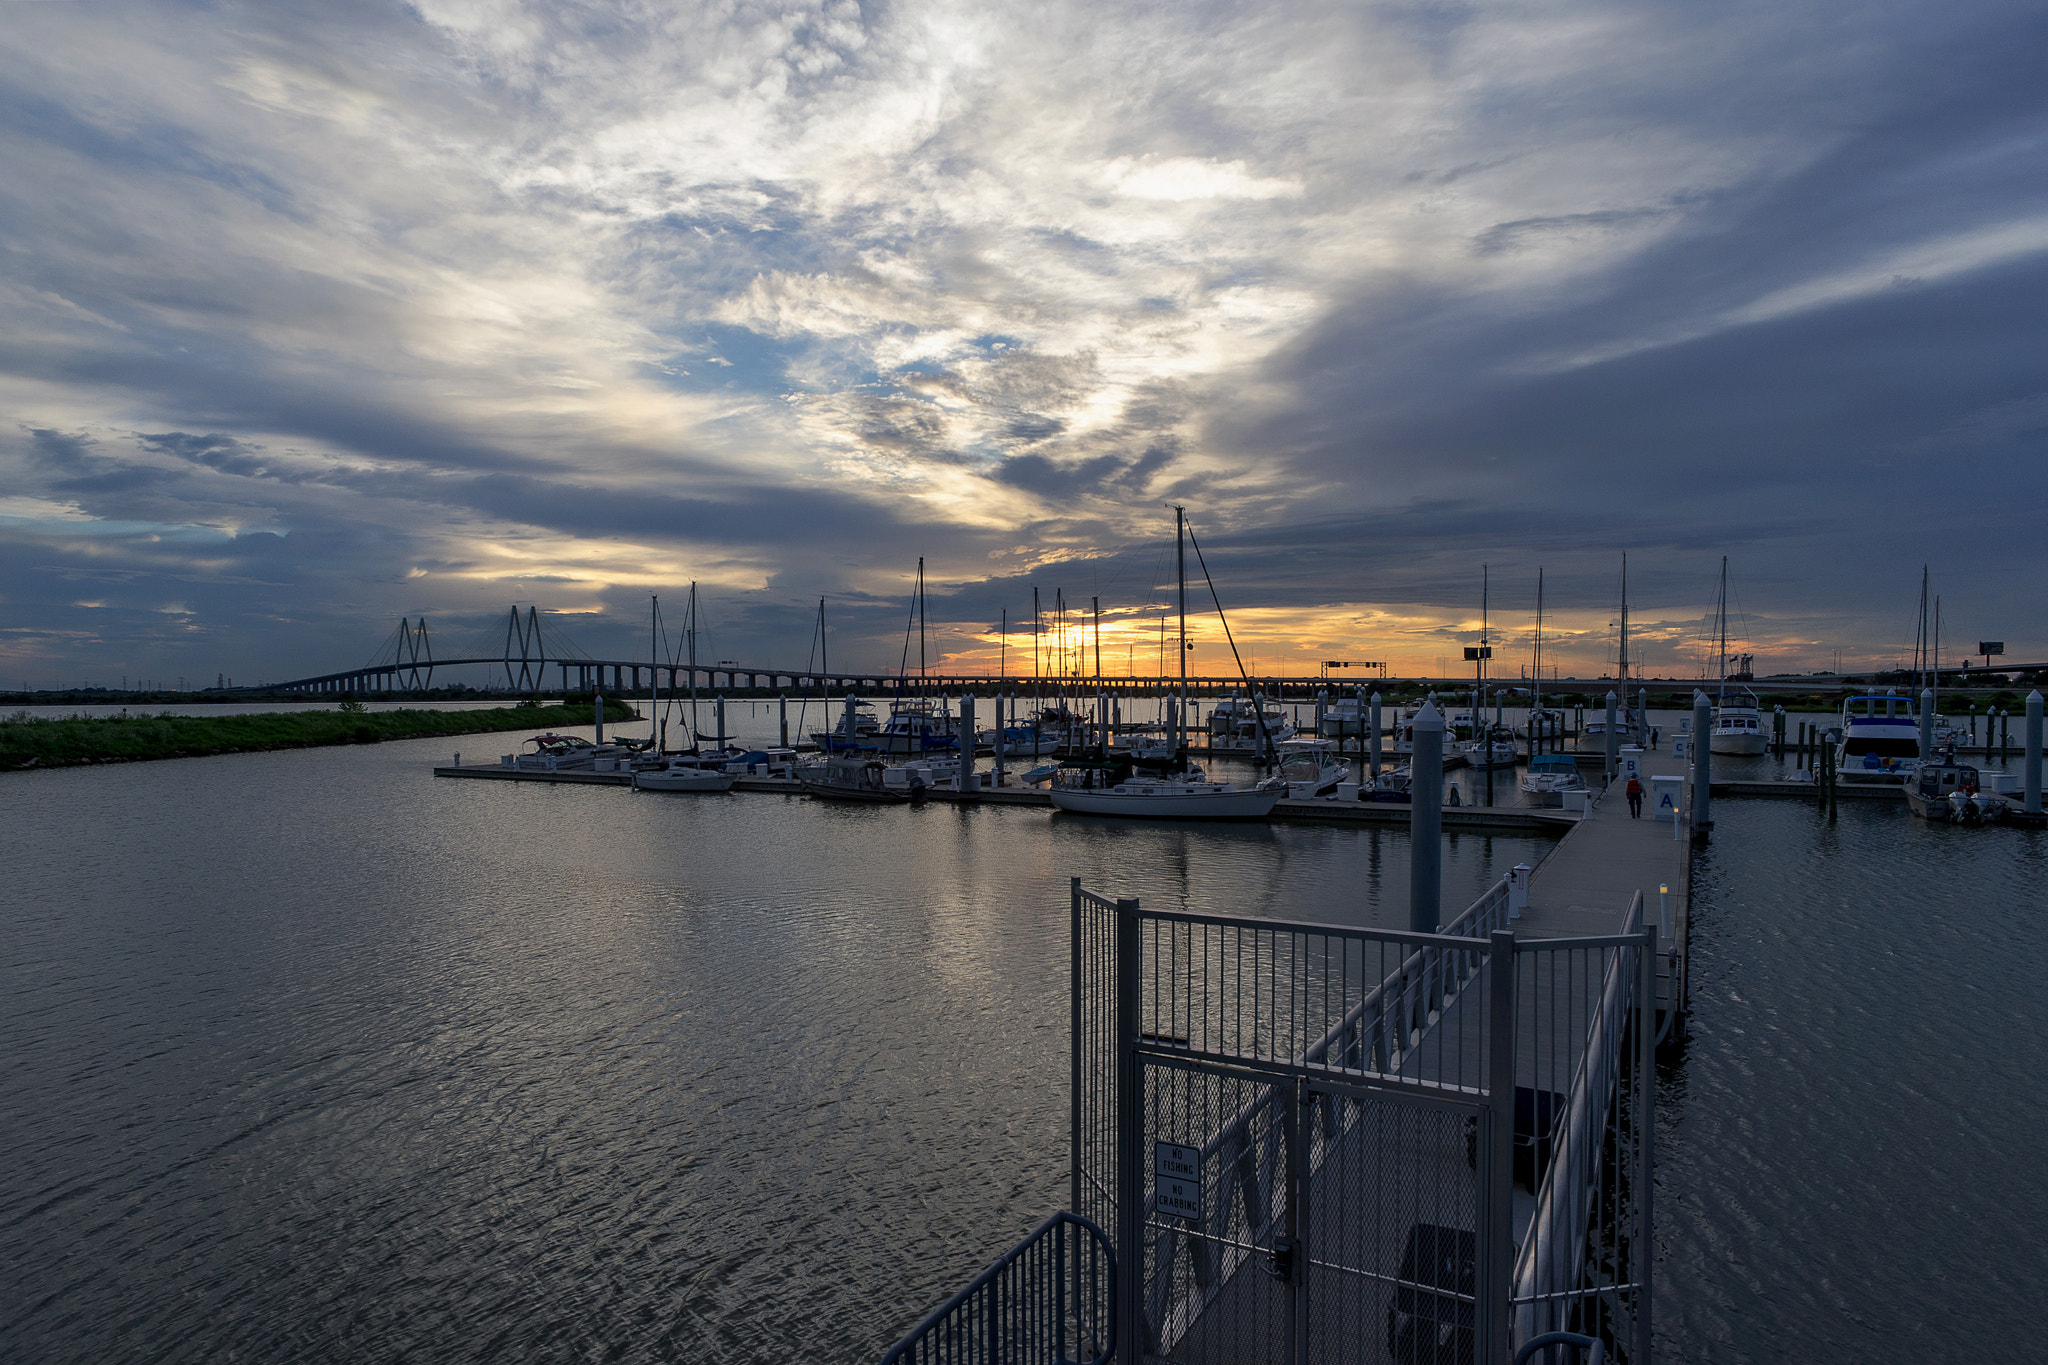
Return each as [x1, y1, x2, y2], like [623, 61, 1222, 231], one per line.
[0, 0, 2042, 682]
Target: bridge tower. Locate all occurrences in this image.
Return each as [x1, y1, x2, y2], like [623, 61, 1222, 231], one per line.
[396, 618, 433, 690]
[504, 606, 547, 692]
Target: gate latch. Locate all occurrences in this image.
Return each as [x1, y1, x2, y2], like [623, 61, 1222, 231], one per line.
[1264, 1236, 1296, 1283]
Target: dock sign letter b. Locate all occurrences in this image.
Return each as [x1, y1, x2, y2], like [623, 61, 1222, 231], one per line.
[1156, 1142, 1201, 1220]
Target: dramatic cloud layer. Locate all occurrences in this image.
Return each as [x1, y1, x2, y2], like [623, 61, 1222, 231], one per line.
[2, 0, 2043, 685]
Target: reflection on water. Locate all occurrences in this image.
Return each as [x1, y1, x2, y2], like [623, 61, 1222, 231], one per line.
[1657, 799, 2048, 1363]
[0, 734, 1548, 1363]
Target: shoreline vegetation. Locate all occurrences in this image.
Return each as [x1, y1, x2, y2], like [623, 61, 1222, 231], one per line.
[1, 698, 641, 771]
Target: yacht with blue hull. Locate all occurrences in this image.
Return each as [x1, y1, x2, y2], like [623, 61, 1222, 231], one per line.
[1836, 693, 1922, 785]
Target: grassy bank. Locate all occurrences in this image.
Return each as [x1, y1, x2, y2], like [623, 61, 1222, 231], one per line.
[0, 699, 640, 771]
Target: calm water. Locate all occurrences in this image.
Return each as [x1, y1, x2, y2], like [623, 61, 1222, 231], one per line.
[1655, 798, 2048, 1361]
[0, 730, 1543, 1363]
[6, 719, 2040, 1362]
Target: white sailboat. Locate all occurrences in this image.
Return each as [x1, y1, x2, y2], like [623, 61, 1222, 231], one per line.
[1708, 557, 1766, 756]
[1047, 506, 1284, 820]
[1578, 555, 1643, 752]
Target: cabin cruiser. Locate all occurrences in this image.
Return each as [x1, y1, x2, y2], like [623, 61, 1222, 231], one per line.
[1109, 724, 1183, 770]
[1836, 693, 1921, 785]
[1520, 753, 1588, 807]
[1207, 692, 1298, 750]
[1577, 708, 1642, 754]
[1710, 687, 1767, 755]
[1319, 693, 1370, 738]
[1276, 738, 1348, 797]
[507, 734, 630, 772]
[810, 698, 880, 754]
[1905, 761, 2004, 823]
[875, 698, 959, 756]
[1460, 724, 1519, 770]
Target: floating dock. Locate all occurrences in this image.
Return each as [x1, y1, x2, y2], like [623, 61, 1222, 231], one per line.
[431, 764, 1580, 832]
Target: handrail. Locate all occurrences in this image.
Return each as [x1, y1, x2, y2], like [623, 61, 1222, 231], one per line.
[1512, 893, 1645, 1342]
[879, 1211, 1116, 1365]
[1137, 878, 1513, 1354]
[1514, 1329, 1608, 1365]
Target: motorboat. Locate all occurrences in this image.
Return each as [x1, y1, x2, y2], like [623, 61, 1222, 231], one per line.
[1276, 738, 1348, 797]
[1207, 692, 1298, 750]
[1358, 765, 1413, 803]
[506, 734, 630, 772]
[1319, 693, 1371, 739]
[1709, 689, 1767, 756]
[1520, 753, 1587, 808]
[1904, 761, 2004, 823]
[875, 698, 959, 756]
[1048, 766, 1287, 819]
[1516, 708, 1566, 740]
[1836, 693, 1921, 785]
[981, 722, 1059, 758]
[811, 698, 880, 754]
[1109, 724, 1183, 770]
[1460, 725, 1519, 770]
[798, 754, 913, 803]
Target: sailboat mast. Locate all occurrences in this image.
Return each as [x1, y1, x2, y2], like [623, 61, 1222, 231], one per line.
[1176, 505, 1189, 758]
[917, 557, 926, 691]
[1617, 554, 1630, 688]
[651, 594, 660, 752]
[1717, 556, 1729, 703]
[688, 581, 699, 746]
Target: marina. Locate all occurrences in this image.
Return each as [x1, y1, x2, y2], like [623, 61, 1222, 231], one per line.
[10, 5, 2046, 1362]
[6, 680, 2044, 1364]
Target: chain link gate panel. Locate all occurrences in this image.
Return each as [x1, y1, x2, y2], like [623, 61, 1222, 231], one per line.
[1075, 881, 1652, 1365]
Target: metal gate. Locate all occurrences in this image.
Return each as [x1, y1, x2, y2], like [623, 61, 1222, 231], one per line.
[1073, 880, 1653, 1365]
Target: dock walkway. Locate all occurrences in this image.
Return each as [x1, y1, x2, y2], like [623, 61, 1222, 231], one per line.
[1518, 746, 1692, 1025]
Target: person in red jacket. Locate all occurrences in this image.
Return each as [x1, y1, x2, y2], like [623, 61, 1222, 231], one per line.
[1625, 774, 1644, 817]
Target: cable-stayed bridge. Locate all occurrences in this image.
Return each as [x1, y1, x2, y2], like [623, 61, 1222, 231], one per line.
[263, 607, 2043, 698]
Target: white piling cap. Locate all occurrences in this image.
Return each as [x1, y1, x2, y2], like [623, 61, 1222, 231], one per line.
[1413, 699, 1445, 732]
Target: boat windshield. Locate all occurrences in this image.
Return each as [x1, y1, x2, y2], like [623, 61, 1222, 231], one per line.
[1843, 736, 1919, 757]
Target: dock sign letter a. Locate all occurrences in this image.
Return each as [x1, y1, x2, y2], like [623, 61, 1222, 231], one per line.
[1155, 1142, 1201, 1220]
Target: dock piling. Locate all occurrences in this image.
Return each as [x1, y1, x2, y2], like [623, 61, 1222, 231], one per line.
[1409, 700, 1445, 933]
[1920, 688, 1935, 760]
[778, 694, 788, 748]
[1369, 690, 1383, 778]
[960, 694, 978, 793]
[1604, 690, 1619, 783]
[1691, 690, 1713, 840]
[2027, 690, 2043, 815]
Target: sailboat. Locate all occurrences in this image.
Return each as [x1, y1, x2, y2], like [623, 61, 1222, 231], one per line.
[875, 560, 959, 757]
[1518, 568, 1565, 745]
[1459, 565, 1517, 769]
[634, 591, 741, 790]
[1578, 555, 1643, 753]
[1047, 507, 1286, 819]
[1708, 558, 1765, 755]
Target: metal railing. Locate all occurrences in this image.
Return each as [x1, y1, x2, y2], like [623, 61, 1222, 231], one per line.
[1121, 879, 1517, 1358]
[1512, 892, 1651, 1352]
[879, 1212, 1116, 1365]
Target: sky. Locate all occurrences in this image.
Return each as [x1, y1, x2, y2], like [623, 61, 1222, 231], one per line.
[2, 0, 2044, 690]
